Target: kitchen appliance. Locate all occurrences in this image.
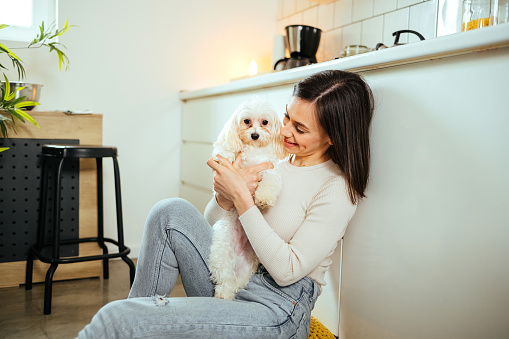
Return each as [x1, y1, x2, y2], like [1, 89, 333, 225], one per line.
[375, 30, 425, 50]
[274, 25, 322, 71]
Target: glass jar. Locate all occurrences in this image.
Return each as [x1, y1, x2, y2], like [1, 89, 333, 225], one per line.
[493, 0, 509, 24]
[462, 0, 492, 31]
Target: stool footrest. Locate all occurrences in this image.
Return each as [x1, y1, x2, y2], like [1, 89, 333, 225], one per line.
[30, 237, 131, 264]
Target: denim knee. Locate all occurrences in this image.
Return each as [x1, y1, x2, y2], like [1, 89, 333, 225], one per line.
[148, 198, 195, 227]
[151, 197, 193, 216]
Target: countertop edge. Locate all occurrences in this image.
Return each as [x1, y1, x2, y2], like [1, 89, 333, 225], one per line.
[179, 24, 509, 101]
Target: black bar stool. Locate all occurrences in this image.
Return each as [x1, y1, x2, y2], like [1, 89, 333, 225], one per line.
[25, 145, 135, 315]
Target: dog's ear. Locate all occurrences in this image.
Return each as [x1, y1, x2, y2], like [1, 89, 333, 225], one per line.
[271, 117, 288, 160]
[273, 133, 288, 160]
[215, 113, 243, 154]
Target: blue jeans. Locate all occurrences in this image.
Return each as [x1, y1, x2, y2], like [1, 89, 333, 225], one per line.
[77, 198, 319, 339]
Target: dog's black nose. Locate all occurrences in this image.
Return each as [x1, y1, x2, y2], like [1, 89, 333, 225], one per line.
[251, 133, 259, 140]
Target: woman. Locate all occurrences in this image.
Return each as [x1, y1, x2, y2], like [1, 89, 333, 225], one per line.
[78, 70, 374, 339]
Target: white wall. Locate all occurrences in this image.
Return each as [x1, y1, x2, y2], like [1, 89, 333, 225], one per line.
[1, 0, 276, 256]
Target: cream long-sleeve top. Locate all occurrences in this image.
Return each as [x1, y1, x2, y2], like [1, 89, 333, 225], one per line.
[204, 159, 357, 288]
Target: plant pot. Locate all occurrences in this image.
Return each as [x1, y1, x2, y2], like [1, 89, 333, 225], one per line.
[0, 81, 43, 111]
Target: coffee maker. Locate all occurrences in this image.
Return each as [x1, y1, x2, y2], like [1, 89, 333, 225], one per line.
[274, 25, 322, 71]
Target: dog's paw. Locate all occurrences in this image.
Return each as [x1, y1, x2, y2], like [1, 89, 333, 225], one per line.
[254, 192, 275, 209]
[214, 285, 236, 301]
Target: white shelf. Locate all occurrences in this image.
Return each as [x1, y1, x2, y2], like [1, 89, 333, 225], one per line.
[179, 24, 509, 101]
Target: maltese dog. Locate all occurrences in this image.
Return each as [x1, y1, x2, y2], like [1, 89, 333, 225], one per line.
[209, 96, 287, 300]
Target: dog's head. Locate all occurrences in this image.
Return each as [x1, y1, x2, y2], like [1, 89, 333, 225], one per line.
[216, 96, 287, 159]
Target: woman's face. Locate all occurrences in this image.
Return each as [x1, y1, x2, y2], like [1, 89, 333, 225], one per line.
[280, 97, 332, 163]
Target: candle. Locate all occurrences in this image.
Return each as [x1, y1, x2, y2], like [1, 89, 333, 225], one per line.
[248, 59, 257, 76]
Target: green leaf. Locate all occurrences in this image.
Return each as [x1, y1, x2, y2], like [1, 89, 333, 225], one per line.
[15, 101, 40, 109]
[3, 74, 10, 101]
[0, 42, 22, 61]
[9, 109, 25, 123]
[14, 109, 39, 127]
[9, 96, 27, 106]
[0, 121, 7, 138]
[0, 24, 8, 30]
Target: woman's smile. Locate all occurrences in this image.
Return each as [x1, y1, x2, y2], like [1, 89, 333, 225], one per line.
[284, 138, 298, 147]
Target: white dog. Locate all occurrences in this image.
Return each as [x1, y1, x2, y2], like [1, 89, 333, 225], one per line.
[209, 96, 287, 300]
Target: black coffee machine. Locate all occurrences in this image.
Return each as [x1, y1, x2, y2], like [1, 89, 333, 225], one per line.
[274, 25, 322, 71]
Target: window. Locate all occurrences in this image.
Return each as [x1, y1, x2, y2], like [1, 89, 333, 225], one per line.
[0, 0, 57, 42]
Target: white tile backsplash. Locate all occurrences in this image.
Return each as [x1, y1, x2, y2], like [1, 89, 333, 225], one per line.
[397, 0, 422, 9]
[342, 22, 362, 46]
[277, 0, 438, 60]
[278, 17, 290, 34]
[318, 2, 335, 31]
[283, 0, 297, 17]
[288, 12, 304, 25]
[409, 0, 438, 41]
[303, 6, 319, 27]
[374, 0, 398, 16]
[353, 0, 375, 22]
[361, 15, 384, 48]
[335, 0, 353, 27]
[383, 8, 410, 45]
[324, 27, 343, 60]
[297, 0, 315, 12]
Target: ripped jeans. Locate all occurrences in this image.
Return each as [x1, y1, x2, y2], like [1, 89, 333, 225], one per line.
[77, 198, 319, 339]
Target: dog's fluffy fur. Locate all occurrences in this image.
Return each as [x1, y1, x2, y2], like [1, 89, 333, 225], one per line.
[209, 96, 287, 300]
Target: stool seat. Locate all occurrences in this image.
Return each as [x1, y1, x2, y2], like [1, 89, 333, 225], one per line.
[42, 144, 117, 158]
[26, 144, 135, 315]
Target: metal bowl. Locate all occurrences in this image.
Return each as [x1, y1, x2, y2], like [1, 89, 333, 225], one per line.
[0, 81, 43, 111]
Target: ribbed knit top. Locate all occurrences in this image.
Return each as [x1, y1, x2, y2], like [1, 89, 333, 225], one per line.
[204, 159, 357, 288]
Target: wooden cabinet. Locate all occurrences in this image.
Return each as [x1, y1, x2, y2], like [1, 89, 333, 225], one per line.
[0, 111, 103, 288]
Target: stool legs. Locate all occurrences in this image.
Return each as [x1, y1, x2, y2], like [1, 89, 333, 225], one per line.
[122, 256, 136, 286]
[113, 157, 136, 287]
[25, 252, 34, 290]
[28, 149, 135, 315]
[112, 157, 125, 251]
[96, 158, 109, 280]
[42, 158, 65, 315]
[44, 263, 58, 315]
[52, 158, 65, 259]
[26, 157, 50, 291]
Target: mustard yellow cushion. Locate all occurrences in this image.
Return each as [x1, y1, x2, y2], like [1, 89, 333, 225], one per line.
[308, 316, 336, 339]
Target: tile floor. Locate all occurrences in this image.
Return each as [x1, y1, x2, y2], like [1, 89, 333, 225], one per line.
[0, 259, 186, 339]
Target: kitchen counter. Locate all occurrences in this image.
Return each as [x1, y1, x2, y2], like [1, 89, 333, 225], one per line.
[180, 24, 509, 101]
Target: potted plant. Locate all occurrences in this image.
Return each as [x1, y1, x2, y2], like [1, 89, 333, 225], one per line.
[0, 21, 73, 151]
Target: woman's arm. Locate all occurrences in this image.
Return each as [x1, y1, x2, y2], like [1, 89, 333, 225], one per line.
[205, 154, 273, 225]
[240, 178, 357, 286]
[206, 155, 273, 215]
[204, 194, 231, 226]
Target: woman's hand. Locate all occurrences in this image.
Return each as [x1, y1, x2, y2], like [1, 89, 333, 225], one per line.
[207, 154, 274, 215]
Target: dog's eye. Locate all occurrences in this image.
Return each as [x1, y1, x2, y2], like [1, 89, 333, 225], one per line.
[262, 120, 268, 125]
[244, 119, 250, 125]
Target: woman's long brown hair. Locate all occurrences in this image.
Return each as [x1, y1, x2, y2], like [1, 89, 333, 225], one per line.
[293, 70, 374, 205]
